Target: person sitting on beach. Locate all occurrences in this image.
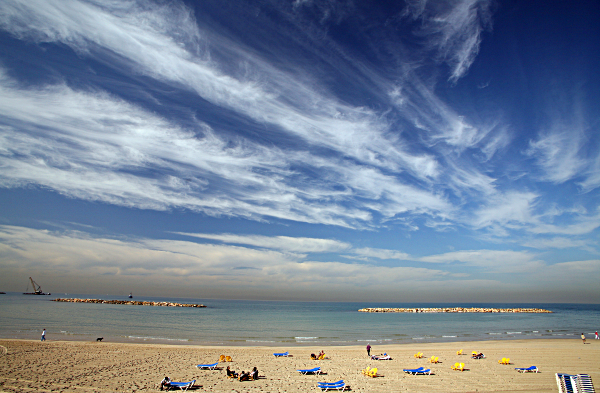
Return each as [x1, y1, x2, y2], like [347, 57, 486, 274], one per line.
[239, 371, 250, 381]
[226, 366, 238, 378]
[250, 367, 259, 380]
[311, 353, 317, 360]
[159, 376, 171, 391]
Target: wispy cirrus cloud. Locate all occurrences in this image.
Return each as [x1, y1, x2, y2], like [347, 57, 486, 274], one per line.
[176, 232, 351, 253]
[350, 247, 411, 261]
[419, 249, 545, 273]
[0, 69, 459, 228]
[527, 129, 585, 184]
[0, 0, 439, 181]
[403, 0, 494, 83]
[522, 237, 594, 251]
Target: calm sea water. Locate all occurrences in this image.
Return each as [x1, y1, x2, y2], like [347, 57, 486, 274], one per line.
[0, 292, 598, 346]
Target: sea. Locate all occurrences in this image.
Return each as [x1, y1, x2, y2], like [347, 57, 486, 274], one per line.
[0, 292, 598, 346]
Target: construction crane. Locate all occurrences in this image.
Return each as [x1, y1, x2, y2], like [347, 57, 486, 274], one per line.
[23, 277, 50, 295]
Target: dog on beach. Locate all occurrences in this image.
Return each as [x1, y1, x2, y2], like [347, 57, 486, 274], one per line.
[96, 337, 103, 342]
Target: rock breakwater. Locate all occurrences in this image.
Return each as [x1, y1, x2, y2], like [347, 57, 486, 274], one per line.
[358, 307, 552, 313]
[53, 298, 206, 308]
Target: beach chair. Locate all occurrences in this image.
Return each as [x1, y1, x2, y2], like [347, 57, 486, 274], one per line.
[273, 351, 290, 357]
[366, 367, 378, 377]
[219, 355, 226, 362]
[413, 368, 432, 375]
[317, 353, 326, 360]
[457, 349, 463, 355]
[317, 380, 347, 391]
[225, 356, 232, 362]
[414, 352, 423, 358]
[361, 366, 371, 375]
[451, 362, 465, 371]
[429, 356, 439, 363]
[166, 380, 196, 391]
[556, 373, 595, 393]
[403, 367, 424, 374]
[196, 362, 219, 370]
[515, 366, 538, 373]
[297, 367, 322, 375]
[499, 358, 510, 365]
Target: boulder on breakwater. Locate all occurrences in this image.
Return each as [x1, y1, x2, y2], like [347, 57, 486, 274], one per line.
[358, 307, 552, 313]
[53, 298, 206, 308]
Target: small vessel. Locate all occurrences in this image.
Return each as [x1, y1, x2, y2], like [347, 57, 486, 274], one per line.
[128, 292, 133, 298]
[23, 277, 51, 295]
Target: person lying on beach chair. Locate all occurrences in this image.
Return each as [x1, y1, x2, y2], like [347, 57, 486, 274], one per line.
[239, 370, 254, 381]
[472, 352, 485, 359]
[317, 351, 326, 360]
[226, 366, 238, 378]
[371, 353, 392, 360]
[311, 353, 317, 360]
[250, 367, 259, 380]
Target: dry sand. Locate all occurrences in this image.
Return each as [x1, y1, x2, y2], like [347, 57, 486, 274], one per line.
[1, 338, 598, 392]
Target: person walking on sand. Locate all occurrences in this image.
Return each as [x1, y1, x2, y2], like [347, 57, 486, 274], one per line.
[581, 333, 586, 344]
[41, 329, 46, 341]
[366, 344, 371, 357]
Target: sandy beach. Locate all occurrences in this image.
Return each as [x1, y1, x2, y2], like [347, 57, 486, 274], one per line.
[1, 339, 598, 392]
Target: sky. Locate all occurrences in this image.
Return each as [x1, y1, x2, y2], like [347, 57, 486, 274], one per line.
[0, 0, 599, 303]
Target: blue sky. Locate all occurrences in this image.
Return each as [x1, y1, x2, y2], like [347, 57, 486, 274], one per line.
[0, 0, 598, 302]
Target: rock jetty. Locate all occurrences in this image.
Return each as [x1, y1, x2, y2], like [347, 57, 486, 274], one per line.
[53, 298, 206, 308]
[358, 307, 551, 313]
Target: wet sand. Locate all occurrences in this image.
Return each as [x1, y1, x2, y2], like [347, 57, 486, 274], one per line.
[0, 338, 598, 392]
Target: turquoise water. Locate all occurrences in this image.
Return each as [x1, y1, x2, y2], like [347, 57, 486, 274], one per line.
[0, 293, 598, 346]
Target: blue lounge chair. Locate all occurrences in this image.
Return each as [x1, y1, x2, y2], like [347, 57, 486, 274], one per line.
[167, 380, 195, 391]
[297, 367, 322, 375]
[273, 351, 290, 357]
[413, 369, 431, 375]
[196, 362, 218, 370]
[317, 380, 347, 391]
[515, 366, 538, 373]
[318, 379, 344, 385]
[403, 367, 424, 374]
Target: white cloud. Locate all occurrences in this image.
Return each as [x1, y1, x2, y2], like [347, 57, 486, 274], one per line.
[527, 130, 585, 184]
[0, 225, 448, 297]
[351, 247, 411, 261]
[471, 191, 538, 230]
[403, 0, 493, 82]
[523, 237, 590, 250]
[0, 0, 439, 181]
[175, 233, 351, 253]
[419, 249, 545, 273]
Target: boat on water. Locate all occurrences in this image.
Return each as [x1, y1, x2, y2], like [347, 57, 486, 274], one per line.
[23, 277, 51, 295]
[129, 292, 133, 298]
